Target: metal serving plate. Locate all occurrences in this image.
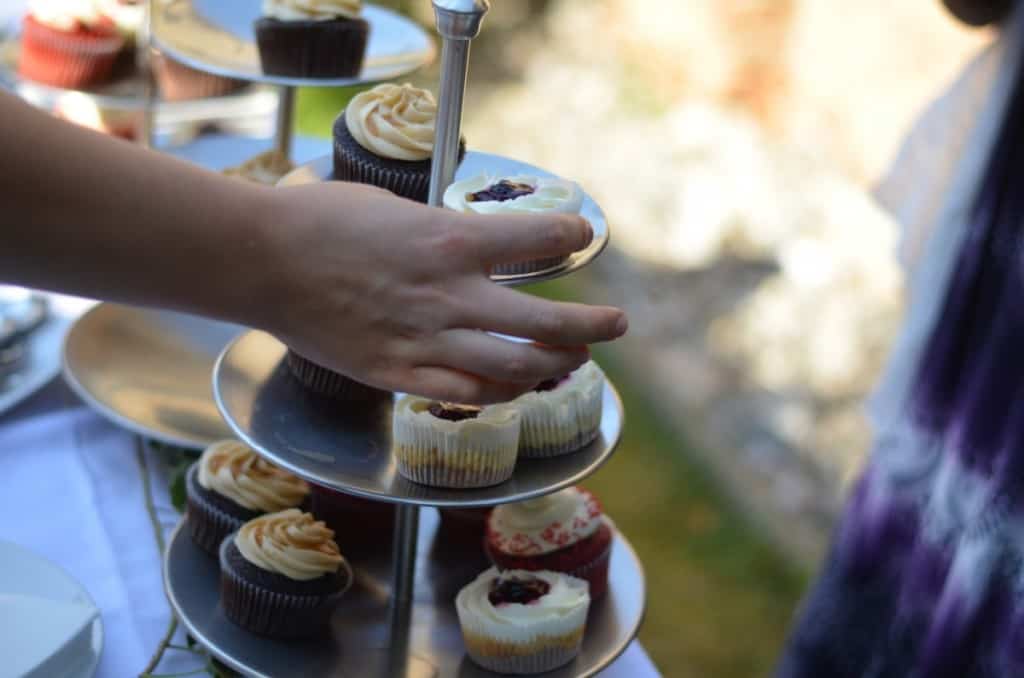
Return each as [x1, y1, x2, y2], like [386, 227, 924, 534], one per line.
[62, 303, 241, 448]
[152, 1, 435, 87]
[279, 153, 612, 287]
[214, 330, 624, 508]
[165, 509, 645, 678]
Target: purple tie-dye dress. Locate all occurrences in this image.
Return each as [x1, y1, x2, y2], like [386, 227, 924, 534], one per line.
[778, 9, 1024, 678]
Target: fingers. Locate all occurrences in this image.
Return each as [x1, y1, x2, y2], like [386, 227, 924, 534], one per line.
[400, 366, 533, 405]
[421, 329, 589, 385]
[458, 212, 593, 266]
[454, 283, 628, 347]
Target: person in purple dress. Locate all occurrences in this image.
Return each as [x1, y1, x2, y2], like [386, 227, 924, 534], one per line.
[779, 1, 1024, 675]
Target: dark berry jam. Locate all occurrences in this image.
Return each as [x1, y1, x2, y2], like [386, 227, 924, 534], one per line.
[488, 577, 551, 606]
[467, 180, 536, 203]
[428, 402, 483, 422]
[534, 375, 570, 392]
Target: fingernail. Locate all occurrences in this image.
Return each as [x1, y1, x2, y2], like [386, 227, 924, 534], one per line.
[615, 313, 629, 336]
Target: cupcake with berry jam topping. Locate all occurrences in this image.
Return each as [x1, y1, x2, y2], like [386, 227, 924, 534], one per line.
[19, 0, 125, 89]
[485, 487, 613, 599]
[456, 567, 590, 674]
[333, 83, 466, 203]
[512, 360, 604, 458]
[444, 173, 584, 275]
[186, 439, 310, 556]
[255, 0, 369, 78]
[392, 396, 520, 488]
[220, 509, 353, 639]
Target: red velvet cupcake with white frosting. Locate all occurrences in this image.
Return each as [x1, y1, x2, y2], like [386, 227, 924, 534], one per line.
[485, 487, 613, 599]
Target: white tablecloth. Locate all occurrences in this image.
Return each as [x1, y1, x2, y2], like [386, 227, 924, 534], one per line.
[0, 384, 661, 678]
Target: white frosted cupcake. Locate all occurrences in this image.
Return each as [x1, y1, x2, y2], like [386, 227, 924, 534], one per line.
[443, 173, 585, 275]
[392, 397, 520, 488]
[513, 360, 604, 458]
[456, 567, 590, 674]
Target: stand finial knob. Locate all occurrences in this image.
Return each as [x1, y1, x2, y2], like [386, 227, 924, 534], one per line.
[432, 0, 490, 40]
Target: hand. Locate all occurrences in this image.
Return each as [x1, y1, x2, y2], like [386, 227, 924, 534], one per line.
[261, 182, 628, 404]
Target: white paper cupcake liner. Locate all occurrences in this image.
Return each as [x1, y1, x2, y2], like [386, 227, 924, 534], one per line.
[517, 369, 604, 458]
[392, 402, 520, 488]
[464, 639, 583, 674]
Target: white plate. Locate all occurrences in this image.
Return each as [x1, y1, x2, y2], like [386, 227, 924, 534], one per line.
[0, 541, 102, 678]
[0, 293, 94, 418]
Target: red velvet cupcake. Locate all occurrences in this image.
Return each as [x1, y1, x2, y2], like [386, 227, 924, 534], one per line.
[19, 3, 124, 89]
[308, 483, 395, 553]
[485, 487, 613, 599]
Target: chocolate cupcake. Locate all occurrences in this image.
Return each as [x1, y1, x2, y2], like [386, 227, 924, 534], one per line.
[308, 483, 395, 553]
[333, 83, 466, 203]
[220, 509, 353, 639]
[255, 0, 369, 78]
[186, 440, 309, 556]
[513, 360, 605, 458]
[152, 52, 247, 102]
[392, 397, 520, 489]
[485, 487, 613, 599]
[444, 173, 585, 275]
[283, 349, 390, 402]
[456, 567, 591, 674]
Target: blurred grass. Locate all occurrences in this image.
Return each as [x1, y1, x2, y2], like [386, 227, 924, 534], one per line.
[297, 86, 809, 678]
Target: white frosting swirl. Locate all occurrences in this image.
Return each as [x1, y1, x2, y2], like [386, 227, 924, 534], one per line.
[234, 509, 346, 581]
[197, 440, 309, 513]
[262, 0, 361, 21]
[456, 568, 590, 643]
[487, 487, 603, 556]
[344, 83, 439, 161]
[96, 0, 142, 36]
[28, 0, 105, 30]
[443, 174, 584, 216]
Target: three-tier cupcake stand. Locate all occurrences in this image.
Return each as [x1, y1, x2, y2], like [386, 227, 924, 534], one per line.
[87, 1, 643, 676]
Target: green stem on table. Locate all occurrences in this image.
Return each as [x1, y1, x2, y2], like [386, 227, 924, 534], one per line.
[135, 437, 181, 677]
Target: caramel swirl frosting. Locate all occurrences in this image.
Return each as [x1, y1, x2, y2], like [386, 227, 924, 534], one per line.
[345, 83, 439, 161]
[235, 509, 346, 580]
[197, 440, 309, 513]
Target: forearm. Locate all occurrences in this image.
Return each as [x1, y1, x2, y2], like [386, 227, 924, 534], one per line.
[0, 90, 279, 328]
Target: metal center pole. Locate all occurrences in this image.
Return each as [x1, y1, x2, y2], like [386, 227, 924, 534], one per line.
[426, 0, 490, 207]
[384, 0, 490, 659]
[274, 85, 296, 158]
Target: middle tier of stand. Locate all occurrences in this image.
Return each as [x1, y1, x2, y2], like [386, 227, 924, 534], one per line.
[279, 153, 612, 287]
[213, 330, 625, 508]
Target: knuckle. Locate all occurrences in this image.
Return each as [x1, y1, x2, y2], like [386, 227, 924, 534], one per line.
[431, 220, 477, 260]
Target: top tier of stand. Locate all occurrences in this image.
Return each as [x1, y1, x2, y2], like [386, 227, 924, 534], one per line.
[151, 1, 435, 87]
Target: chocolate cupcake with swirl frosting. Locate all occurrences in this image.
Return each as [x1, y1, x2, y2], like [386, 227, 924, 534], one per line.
[185, 440, 309, 556]
[220, 509, 353, 639]
[333, 83, 466, 203]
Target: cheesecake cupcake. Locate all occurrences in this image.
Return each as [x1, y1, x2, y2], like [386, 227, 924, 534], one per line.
[220, 509, 353, 639]
[392, 397, 520, 489]
[513, 360, 605, 458]
[19, 0, 125, 89]
[255, 0, 369, 78]
[186, 439, 310, 556]
[221, 149, 296, 186]
[485, 487, 613, 599]
[333, 83, 466, 203]
[456, 567, 590, 674]
[444, 173, 585, 275]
